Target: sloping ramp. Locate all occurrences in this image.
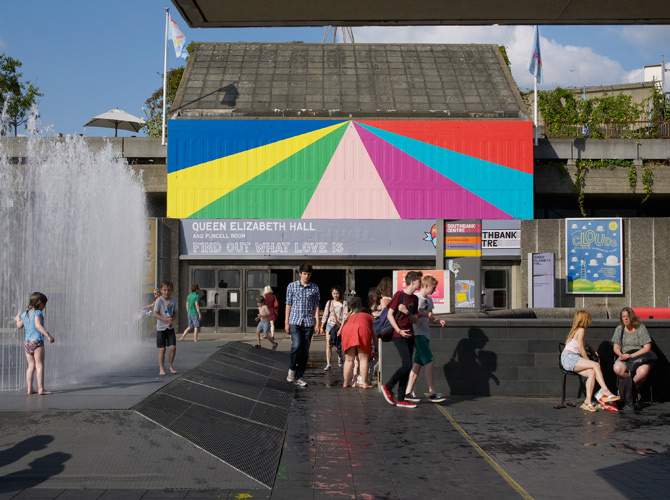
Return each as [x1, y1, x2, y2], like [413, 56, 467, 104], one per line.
[133, 341, 294, 488]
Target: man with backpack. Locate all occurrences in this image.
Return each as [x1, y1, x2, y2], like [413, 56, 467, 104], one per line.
[380, 271, 423, 408]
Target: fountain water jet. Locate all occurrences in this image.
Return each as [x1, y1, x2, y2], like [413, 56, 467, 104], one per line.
[0, 129, 147, 390]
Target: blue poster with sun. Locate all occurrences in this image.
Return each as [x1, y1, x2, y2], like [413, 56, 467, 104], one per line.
[565, 218, 623, 294]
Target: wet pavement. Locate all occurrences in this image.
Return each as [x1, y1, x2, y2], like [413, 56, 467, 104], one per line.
[1, 334, 669, 499]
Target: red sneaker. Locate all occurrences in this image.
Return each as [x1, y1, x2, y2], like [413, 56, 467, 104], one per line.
[381, 385, 395, 405]
[396, 400, 417, 409]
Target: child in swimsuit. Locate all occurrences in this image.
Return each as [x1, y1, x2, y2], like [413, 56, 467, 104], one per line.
[15, 292, 55, 395]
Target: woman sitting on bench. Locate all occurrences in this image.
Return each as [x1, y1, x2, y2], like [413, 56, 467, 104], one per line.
[612, 307, 656, 396]
[561, 310, 620, 412]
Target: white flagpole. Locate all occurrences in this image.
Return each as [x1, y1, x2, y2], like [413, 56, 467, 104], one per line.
[162, 7, 169, 146]
[533, 75, 538, 146]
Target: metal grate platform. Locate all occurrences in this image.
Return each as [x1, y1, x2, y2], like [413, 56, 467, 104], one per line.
[133, 341, 294, 488]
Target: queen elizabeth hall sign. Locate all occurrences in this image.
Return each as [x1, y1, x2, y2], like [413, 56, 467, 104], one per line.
[180, 219, 437, 259]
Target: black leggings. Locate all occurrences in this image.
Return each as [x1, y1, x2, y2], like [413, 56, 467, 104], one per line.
[385, 336, 415, 402]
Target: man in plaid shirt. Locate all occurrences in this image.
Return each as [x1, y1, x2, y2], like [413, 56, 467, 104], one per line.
[285, 263, 320, 387]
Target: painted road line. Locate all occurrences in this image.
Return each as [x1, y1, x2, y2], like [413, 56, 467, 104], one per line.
[435, 404, 534, 500]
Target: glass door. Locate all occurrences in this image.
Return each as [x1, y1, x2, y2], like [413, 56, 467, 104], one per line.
[245, 269, 271, 332]
[481, 266, 509, 310]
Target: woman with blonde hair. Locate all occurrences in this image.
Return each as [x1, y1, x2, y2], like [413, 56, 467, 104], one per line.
[561, 310, 620, 412]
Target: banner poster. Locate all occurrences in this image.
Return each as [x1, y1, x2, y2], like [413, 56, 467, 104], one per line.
[565, 218, 623, 294]
[180, 219, 436, 259]
[392, 270, 451, 314]
[143, 218, 157, 293]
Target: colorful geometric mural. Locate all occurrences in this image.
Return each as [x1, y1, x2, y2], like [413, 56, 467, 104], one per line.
[167, 119, 533, 220]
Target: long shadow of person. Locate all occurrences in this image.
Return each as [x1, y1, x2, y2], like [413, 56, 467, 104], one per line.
[0, 451, 71, 494]
[0, 435, 54, 468]
[444, 327, 499, 396]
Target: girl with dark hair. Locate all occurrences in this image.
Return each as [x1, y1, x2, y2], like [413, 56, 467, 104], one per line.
[15, 292, 55, 395]
[320, 285, 348, 370]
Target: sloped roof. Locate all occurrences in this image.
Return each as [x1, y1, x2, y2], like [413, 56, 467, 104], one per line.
[172, 42, 528, 119]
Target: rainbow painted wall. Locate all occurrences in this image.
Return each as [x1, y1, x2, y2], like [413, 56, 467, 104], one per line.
[167, 119, 533, 220]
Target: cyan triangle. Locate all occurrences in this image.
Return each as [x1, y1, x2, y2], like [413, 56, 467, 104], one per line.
[354, 122, 533, 219]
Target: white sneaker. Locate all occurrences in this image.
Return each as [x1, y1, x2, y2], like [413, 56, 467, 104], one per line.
[324, 364, 331, 371]
[295, 378, 308, 388]
[338, 357, 343, 367]
[287, 369, 295, 382]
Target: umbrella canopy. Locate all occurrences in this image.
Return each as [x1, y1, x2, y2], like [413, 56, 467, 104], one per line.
[85, 108, 146, 137]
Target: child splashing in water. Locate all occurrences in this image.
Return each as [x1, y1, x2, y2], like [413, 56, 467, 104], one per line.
[15, 292, 55, 395]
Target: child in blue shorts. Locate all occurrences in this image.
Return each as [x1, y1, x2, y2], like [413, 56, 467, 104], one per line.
[180, 283, 202, 342]
[403, 275, 447, 403]
[255, 296, 278, 351]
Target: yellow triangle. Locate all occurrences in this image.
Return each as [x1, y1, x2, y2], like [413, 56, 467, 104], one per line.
[167, 122, 348, 218]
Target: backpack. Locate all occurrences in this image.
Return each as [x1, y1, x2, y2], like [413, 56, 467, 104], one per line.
[373, 292, 407, 342]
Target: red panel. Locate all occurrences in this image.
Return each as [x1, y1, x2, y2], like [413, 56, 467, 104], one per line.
[633, 308, 670, 319]
[356, 120, 533, 175]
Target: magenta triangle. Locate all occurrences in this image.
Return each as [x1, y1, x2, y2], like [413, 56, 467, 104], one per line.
[353, 123, 512, 219]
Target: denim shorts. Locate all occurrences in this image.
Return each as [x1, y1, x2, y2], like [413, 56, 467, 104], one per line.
[257, 320, 271, 335]
[561, 351, 581, 372]
[188, 315, 200, 328]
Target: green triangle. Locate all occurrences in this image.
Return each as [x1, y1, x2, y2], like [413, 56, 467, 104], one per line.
[188, 123, 348, 218]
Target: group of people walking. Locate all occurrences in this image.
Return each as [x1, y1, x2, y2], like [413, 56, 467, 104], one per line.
[283, 265, 448, 408]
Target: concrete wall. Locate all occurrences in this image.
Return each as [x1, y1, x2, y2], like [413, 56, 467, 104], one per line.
[534, 138, 670, 162]
[521, 218, 670, 309]
[380, 318, 670, 400]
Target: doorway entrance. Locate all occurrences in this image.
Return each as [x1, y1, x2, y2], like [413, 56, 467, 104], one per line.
[481, 265, 510, 310]
[191, 266, 295, 333]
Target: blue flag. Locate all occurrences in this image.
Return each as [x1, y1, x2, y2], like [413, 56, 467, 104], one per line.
[527, 26, 542, 84]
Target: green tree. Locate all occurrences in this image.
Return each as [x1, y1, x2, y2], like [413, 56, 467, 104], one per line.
[142, 66, 184, 138]
[0, 54, 43, 137]
[142, 42, 193, 138]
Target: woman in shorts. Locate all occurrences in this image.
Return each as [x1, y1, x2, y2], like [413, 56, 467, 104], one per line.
[561, 310, 619, 412]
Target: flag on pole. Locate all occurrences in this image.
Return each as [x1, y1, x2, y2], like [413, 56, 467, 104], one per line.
[527, 25, 542, 84]
[168, 16, 187, 59]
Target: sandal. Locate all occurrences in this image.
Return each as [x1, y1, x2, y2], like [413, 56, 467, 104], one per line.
[601, 394, 620, 403]
[580, 403, 597, 413]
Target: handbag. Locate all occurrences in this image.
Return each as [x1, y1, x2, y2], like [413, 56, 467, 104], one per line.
[624, 349, 657, 372]
[328, 323, 340, 347]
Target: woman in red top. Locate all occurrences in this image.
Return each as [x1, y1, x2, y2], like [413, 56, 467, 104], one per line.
[341, 297, 375, 389]
[263, 285, 279, 339]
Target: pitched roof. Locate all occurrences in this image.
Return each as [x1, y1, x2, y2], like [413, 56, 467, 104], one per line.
[172, 42, 528, 119]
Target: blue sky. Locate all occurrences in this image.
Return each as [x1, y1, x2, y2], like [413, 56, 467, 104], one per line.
[1, 1, 669, 137]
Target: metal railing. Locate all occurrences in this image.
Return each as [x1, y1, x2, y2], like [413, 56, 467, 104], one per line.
[546, 121, 670, 139]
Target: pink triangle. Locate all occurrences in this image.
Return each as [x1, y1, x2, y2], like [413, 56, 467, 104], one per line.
[354, 123, 512, 219]
[303, 122, 400, 219]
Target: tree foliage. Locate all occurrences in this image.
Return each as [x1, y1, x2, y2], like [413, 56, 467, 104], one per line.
[143, 66, 185, 138]
[0, 54, 43, 136]
[537, 86, 662, 138]
[142, 42, 193, 138]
